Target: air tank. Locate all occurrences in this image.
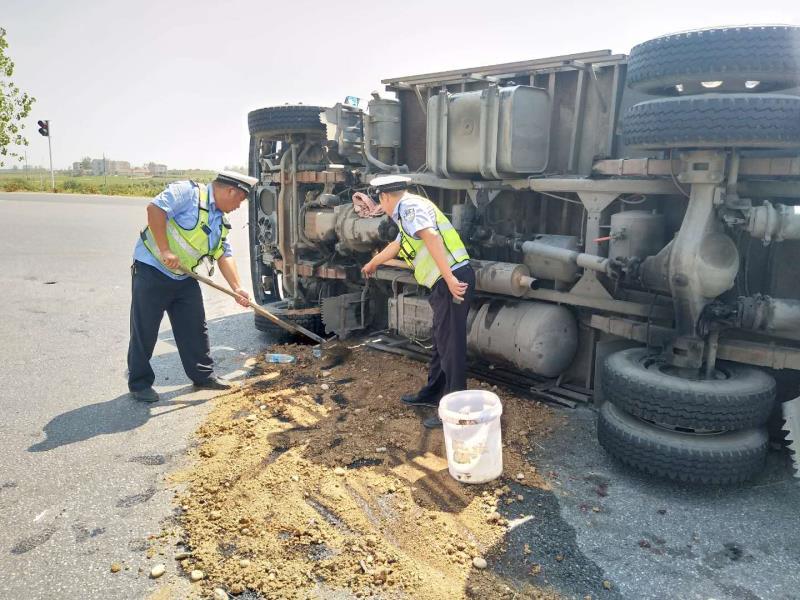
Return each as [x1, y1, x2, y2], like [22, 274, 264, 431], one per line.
[367, 97, 401, 165]
[467, 301, 577, 377]
[609, 210, 665, 259]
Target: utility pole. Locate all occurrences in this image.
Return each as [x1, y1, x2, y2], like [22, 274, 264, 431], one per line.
[37, 120, 54, 191]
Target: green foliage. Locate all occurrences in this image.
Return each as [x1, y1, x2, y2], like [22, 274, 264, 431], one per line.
[0, 176, 37, 191]
[0, 171, 219, 197]
[0, 28, 36, 167]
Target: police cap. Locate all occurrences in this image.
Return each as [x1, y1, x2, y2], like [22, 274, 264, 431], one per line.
[369, 174, 411, 194]
[215, 170, 259, 194]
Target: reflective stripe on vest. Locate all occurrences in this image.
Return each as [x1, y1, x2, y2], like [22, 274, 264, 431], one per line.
[396, 195, 469, 288]
[141, 182, 231, 275]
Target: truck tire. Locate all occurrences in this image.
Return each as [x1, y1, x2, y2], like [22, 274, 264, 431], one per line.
[254, 300, 325, 343]
[627, 26, 800, 95]
[622, 94, 800, 149]
[601, 347, 775, 431]
[247, 105, 325, 138]
[597, 401, 768, 484]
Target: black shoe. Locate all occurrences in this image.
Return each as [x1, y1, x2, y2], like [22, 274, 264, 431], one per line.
[422, 415, 443, 429]
[193, 376, 234, 390]
[401, 394, 438, 408]
[131, 387, 160, 403]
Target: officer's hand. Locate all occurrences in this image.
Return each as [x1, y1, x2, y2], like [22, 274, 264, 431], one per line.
[361, 261, 378, 278]
[233, 288, 250, 308]
[445, 275, 468, 302]
[161, 250, 181, 270]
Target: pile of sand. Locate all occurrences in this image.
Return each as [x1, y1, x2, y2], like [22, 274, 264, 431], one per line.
[171, 343, 561, 599]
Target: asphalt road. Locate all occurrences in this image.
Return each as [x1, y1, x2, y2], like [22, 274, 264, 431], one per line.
[0, 192, 263, 599]
[1, 192, 798, 600]
[472, 407, 800, 600]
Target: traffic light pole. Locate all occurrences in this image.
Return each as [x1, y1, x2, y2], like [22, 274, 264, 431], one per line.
[46, 121, 54, 191]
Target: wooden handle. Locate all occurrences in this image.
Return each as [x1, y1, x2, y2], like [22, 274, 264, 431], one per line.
[179, 268, 325, 344]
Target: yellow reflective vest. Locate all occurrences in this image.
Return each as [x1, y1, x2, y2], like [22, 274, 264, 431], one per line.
[396, 195, 469, 288]
[141, 182, 231, 275]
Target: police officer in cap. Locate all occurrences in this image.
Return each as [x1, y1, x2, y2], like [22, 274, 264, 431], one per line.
[128, 170, 257, 402]
[362, 175, 475, 428]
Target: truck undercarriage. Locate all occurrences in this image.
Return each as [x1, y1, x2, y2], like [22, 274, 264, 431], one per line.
[247, 26, 800, 484]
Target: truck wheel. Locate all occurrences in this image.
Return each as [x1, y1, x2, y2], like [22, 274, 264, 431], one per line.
[601, 347, 775, 431]
[627, 25, 800, 95]
[622, 94, 800, 149]
[597, 401, 768, 484]
[247, 105, 325, 138]
[254, 300, 325, 343]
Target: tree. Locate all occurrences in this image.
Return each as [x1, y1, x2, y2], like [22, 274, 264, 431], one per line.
[0, 28, 35, 167]
[80, 156, 91, 169]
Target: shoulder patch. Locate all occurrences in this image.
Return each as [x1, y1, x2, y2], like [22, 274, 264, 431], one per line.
[402, 206, 415, 222]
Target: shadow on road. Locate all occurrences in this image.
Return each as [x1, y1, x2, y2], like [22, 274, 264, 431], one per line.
[27, 386, 206, 452]
[28, 310, 264, 453]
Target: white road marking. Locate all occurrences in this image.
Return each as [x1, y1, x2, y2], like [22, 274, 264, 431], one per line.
[33, 510, 47, 522]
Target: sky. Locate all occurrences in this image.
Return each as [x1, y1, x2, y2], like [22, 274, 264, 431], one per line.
[3, 0, 799, 170]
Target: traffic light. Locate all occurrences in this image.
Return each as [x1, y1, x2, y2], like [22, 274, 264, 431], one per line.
[37, 120, 49, 137]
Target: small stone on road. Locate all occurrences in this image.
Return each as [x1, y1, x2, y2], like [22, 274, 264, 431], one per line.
[150, 564, 166, 579]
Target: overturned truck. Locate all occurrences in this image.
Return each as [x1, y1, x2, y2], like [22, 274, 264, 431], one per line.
[247, 26, 800, 484]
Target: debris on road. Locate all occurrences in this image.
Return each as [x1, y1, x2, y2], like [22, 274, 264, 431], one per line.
[149, 563, 165, 579]
[171, 343, 560, 599]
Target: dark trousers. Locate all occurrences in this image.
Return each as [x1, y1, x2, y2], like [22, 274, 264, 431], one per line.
[127, 261, 213, 391]
[416, 264, 475, 403]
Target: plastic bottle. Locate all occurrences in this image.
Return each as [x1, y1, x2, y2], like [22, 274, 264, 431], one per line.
[264, 353, 296, 364]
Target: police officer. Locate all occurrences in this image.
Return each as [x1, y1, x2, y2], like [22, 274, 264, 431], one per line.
[128, 171, 258, 402]
[362, 175, 474, 428]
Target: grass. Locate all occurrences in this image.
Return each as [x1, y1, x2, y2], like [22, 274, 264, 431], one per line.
[0, 171, 218, 197]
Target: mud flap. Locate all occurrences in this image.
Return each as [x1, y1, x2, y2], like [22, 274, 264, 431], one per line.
[783, 397, 800, 479]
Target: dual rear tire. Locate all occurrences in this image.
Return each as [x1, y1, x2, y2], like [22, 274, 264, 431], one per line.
[621, 26, 800, 151]
[598, 347, 775, 484]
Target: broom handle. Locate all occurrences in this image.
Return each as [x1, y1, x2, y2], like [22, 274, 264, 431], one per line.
[179, 268, 326, 344]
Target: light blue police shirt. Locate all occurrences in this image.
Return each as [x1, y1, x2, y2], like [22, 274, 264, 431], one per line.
[392, 192, 469, 271]
[132, 181, 232, 280]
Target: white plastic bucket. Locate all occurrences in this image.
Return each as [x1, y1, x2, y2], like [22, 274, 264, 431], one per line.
[438, 390, 503, 484]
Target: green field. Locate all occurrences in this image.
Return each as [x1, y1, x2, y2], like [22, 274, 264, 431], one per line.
[0, 170, 218, 197]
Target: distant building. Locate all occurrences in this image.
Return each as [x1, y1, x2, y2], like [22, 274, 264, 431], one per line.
[72, 157, 167, 176]
[72, 162, 91, 176]
[89, 158, 131, 176]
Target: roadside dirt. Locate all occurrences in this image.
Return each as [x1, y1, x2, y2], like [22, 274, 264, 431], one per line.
[170, 343, 561, 599]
